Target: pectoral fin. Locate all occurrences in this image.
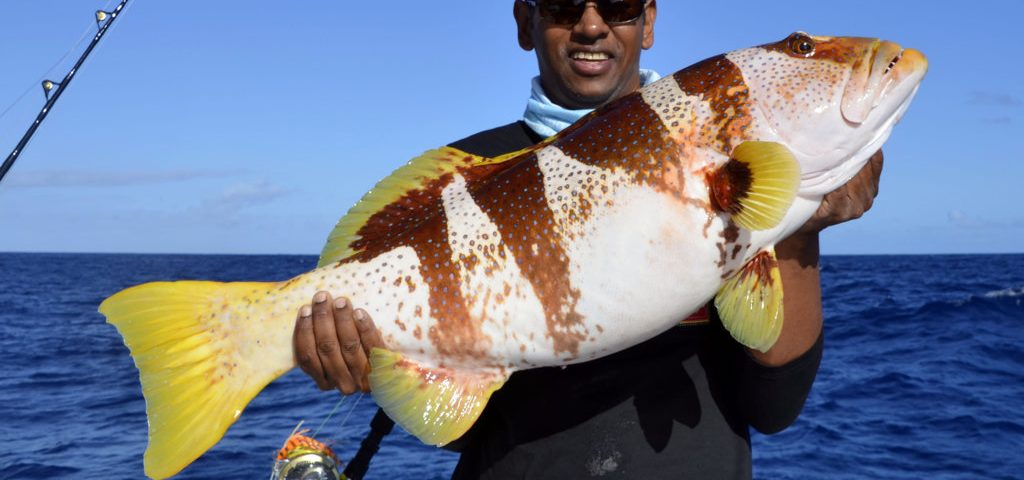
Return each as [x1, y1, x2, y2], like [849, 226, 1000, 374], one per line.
[714, 248, 784, 352]
[708, 141, 800, 231]
[368, 348, 507, 446]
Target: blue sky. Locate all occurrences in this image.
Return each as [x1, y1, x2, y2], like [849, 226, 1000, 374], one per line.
[1, 1, 1021, 254]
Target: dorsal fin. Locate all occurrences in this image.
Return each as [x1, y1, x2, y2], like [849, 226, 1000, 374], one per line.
[317, 145, 532, 267]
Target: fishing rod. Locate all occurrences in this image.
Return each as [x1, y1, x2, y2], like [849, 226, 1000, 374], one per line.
[0, 0, 131, 184]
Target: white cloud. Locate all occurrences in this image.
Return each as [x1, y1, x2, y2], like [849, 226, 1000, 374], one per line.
[947, 210, 1024, 230]
[4, 169, 239, 188]
[196, 179, 293, 219]
[969, 91, 1023, 108]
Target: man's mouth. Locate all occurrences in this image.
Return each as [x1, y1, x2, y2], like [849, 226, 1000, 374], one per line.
[571, 51, 611, 61]
[569, 51, 613, 76]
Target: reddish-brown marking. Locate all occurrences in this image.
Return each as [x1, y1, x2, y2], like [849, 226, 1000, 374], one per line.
[348, 196, 489, 360]
[739, 250, 778, 287]
[707, 158, 752, 215]
[465, 154, 587, 357]
[555, 92, 683, 197]
[348, 159, 521, 257]
[671, 56, 753, 153]
[716, 222, 742, 268]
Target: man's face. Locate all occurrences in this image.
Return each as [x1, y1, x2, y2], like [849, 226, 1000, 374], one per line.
[515, 1, 657, 110]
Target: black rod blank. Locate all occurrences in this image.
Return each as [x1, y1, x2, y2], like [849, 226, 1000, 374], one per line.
[0, 0, 130, 184]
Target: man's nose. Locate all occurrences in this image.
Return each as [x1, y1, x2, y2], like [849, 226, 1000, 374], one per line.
[572, 3, 611, 39]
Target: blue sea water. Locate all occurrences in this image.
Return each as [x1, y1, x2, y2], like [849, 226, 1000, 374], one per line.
[0, 252, 1021, 479]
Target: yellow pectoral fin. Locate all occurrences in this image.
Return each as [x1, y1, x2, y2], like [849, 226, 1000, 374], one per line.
[710, 141, 800, 231]
[368, 348, 507, 446]
[714, 248, 784, 352]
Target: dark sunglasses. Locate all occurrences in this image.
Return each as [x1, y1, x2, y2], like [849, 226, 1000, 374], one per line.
[520, 0, 648, 26]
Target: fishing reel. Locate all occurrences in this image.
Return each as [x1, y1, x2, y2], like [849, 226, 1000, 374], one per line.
[270, 431, 346, 480]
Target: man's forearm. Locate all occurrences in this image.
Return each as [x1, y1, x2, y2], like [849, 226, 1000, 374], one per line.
[748, 232, 824, 366]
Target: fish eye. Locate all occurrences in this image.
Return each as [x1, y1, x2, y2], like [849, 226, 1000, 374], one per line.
[788, 33, 815, 56]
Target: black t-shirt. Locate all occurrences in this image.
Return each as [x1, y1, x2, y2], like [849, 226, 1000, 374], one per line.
[446, 121, 823, 480]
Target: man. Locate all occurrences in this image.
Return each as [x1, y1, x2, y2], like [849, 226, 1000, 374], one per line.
[293, 1, 882, 477]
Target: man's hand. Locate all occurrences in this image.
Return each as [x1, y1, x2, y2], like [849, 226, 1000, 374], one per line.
[293, 291, 385, 394]
[796, 150, 884, 236]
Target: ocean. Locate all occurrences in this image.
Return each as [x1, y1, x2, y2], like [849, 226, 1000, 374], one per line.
[0, 252, 1021, 479]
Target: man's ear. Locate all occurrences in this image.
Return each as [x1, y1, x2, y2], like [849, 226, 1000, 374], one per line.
[642, 0, 657, 50]
[514, 1, 535, 51]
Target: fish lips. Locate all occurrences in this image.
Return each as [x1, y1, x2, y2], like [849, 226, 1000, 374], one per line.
[841, 41, 927, 124]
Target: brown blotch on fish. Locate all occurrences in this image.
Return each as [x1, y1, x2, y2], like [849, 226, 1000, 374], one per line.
[739, 250, 778, 287]
[707, 159, 753, 216]
[464, 157, 587, 357]
[556, 92, 681, 197]
[670, 56, 753, 153]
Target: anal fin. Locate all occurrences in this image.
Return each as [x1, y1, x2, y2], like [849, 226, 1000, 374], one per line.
[715, 248, 784, 352]
[368, 348, 507, 446]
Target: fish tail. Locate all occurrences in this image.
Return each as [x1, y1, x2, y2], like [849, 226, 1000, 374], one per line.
[100, 280, 286, 479]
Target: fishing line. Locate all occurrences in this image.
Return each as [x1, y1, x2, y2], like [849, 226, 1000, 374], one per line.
[337, 392, 364, 433]
[0, 0, 131, 185]
[0, 23, 93, 121]
[311, 394, 349, 439]
[0, 0, 120, 120]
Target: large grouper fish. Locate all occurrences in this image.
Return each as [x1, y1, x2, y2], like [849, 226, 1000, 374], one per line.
[100, 32, 927, 478]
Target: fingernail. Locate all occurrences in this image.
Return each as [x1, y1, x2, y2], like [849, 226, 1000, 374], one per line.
[354, 309, 365, 322]
[334, 297, 347, 309]
[315, 292, 327, 303]
[300, 305, 312, 317]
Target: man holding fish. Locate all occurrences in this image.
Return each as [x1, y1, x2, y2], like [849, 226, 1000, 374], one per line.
[293, 0, 884, 478]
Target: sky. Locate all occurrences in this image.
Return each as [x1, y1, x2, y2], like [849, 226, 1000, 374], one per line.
[0, 0, 1021, 255]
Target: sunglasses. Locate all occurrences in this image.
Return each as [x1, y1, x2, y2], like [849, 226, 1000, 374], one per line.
[520, 0, 648, 26]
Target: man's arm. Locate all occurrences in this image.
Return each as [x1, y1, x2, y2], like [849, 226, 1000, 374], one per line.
[735, 151, 882, 435]
[749, 150, 884, 366]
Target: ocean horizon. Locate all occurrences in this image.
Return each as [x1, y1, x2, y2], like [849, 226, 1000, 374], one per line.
[1, 252, 1021, 479]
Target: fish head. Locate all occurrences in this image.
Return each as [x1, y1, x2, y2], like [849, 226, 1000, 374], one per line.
[727, 33, 928, 195]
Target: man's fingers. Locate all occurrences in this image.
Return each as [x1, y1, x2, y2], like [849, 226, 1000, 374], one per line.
[869, 150, 884, 186]
[294, 304, 329, 390]
[354, 308, 385, 391]
[331, 297, 371, 393]
[354, 309, 385, 354]
[311, 291, 358, 394]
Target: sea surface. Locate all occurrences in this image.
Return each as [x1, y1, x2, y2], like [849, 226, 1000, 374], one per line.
[0, 253, 1021, 479]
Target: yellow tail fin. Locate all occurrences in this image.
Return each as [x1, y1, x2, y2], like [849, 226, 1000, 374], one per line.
[100, 280, 287, 479]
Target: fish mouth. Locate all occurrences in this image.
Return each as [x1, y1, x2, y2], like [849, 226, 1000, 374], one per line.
[841, 41, 928, 124]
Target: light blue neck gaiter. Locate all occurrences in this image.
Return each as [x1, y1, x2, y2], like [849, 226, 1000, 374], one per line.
[523, 69, 661, 138]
